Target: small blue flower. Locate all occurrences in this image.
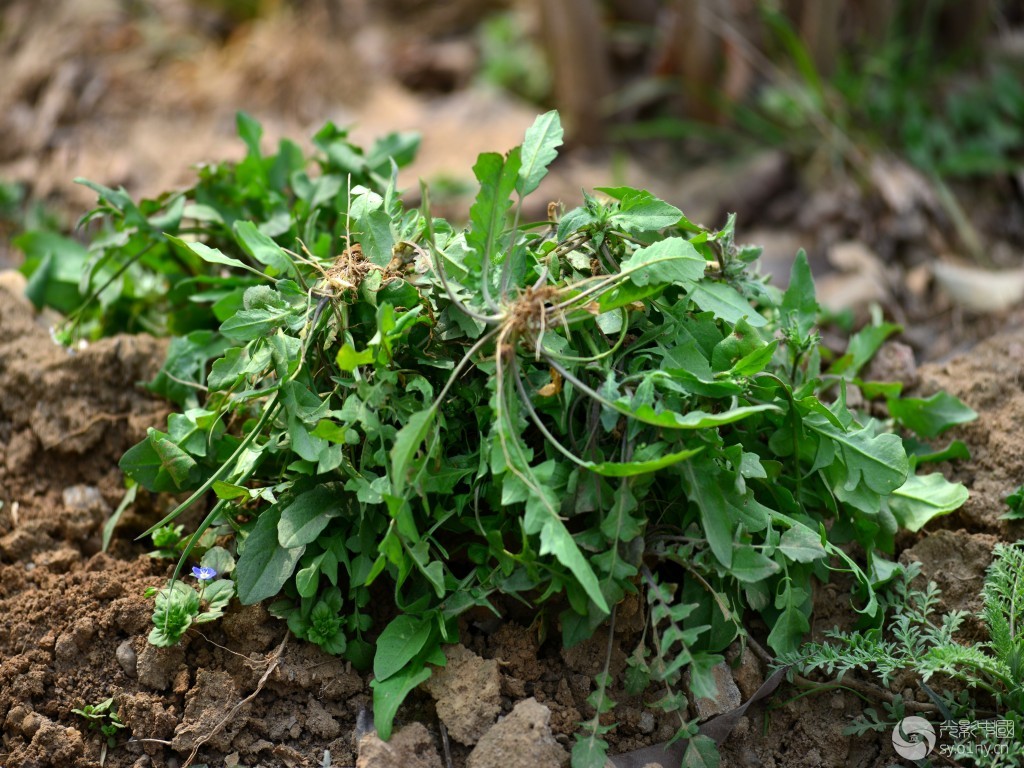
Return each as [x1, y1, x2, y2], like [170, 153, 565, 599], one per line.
[192, 566, 217, 581]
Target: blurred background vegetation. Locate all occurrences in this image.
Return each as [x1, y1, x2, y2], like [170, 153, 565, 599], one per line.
[2, 0, 1023, 353]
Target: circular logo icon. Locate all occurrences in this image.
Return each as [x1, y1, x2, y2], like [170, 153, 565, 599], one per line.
[892, 716, 937, 759]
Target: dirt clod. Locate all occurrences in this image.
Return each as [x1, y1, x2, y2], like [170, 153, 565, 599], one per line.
[357, 722, 443, 768]
[467, 698, 569, 768]
[173, 668, 244, 753]
[136, 643, 187, 692]
[423, 644, 500, 746]
[691, 662, 742, 720]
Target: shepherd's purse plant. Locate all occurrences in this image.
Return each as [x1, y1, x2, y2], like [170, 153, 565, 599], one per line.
[22, 111, 976, 756]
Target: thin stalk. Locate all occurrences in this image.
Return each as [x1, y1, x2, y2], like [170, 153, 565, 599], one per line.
[430, 326, 502, 411]
[544, 355, 623, 414]
[425, 238, 503, 325]
[549, 250, 701, 314]
[138, 394, 283, 538]
[494, 331, 559, 522]
[499, 195, 527, 297]
[511, 359, 593, 470]
[535, 313, 629, 363]
[422, 181, 501, 316]
[61, 241, 156, 335]
[169, 499, 228, 584]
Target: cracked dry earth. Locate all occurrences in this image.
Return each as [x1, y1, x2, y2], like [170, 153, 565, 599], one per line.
[1, 275, 1023, 768]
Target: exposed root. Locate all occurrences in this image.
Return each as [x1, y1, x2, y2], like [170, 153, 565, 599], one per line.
[322, 243, 375, 293]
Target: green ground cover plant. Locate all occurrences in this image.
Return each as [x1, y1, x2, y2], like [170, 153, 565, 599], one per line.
[22, 111, 975, 764]
[71, 696, 127, 765]
[783, 543, 1024, 767]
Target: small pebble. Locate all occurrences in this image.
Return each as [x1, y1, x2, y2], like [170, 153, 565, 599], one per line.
[61, 485, 108, 513]
[22, 712, 43, 738]
[116, 640, 138, 678]
[638, 711, 656, 734]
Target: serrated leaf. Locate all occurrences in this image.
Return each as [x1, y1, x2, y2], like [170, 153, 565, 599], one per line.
[571, 735, 609, 768]
[600, 186, 684, 233]
[689, 653, 724, 701]
[517, 110, 563, 197]
[539, 517, 609, 613]
[467, 148, 522, 272]
[804, 415, 909, 495]
[781, 249, 818, 338]
[731, 546, 781, 582]
[150, 432, 197, 487]
[208, 347, 247, 390]
[220, 307, 295, 341]
[890, 473, 969, 532]
[767, 601, 810, 655]
[360, 208, 395, 267]
[119, 432, 188, 493]
[887, 391, 978, 438]
[681, 462, 735, 568]
[390, 408, 437, 495]
[778, 524, 826, 563]
[683, 734, 721, 768]
[619, 237, 706, 287]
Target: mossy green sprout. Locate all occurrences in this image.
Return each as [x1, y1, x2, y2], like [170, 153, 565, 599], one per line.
[72, 696, 126, 765]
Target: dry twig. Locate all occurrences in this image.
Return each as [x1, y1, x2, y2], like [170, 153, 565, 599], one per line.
[181, 634, 289, 768]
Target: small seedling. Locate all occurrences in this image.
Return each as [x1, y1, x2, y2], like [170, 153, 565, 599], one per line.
[72, 697, 126, 764]
[148, 524, 185, 559]
[146, 561, 234, 647]
[1002, 484, 1024, 520]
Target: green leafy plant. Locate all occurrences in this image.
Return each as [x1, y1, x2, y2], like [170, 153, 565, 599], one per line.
[71, 696, 127, 764]
[782, 543, 1024, 767]
[17, 112, 419, 342]
[1002, 485, 1024, 521]
[146, 551, 235, 647]
[27, 110, 975, 752]
[148, 523, 186, 559]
